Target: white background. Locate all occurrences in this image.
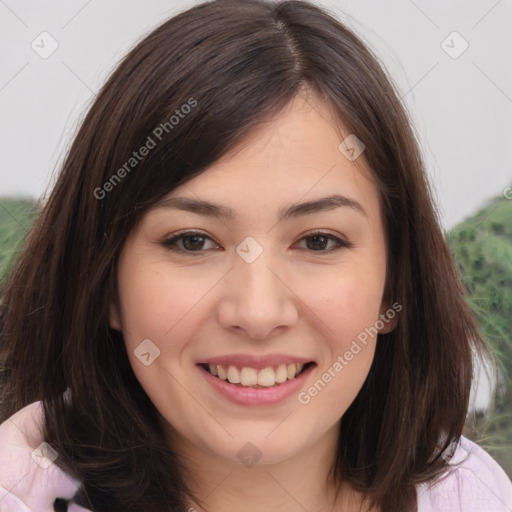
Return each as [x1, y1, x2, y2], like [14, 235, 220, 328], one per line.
[1, 0, 511, 230]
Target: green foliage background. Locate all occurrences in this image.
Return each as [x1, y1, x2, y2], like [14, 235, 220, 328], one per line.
[1, 194, 511, 478]
[0, 198, 39, 284]
[448, 194, 512, 478]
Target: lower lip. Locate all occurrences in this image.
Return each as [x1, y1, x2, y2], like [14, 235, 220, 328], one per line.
[197, 364, 315, 406]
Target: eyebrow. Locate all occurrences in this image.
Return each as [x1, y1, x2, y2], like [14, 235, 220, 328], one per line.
[154, 194, 367, 221]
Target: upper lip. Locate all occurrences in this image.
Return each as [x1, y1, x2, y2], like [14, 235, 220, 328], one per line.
[197, 354, 315, 370]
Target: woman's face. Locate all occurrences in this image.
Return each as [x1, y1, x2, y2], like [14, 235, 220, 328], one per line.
[111, 91, 394, 466]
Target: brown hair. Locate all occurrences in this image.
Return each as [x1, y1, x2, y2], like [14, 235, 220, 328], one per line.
[0, 1, 489, 510]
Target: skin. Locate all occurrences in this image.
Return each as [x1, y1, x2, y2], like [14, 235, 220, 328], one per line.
[110, 89, 396, 512]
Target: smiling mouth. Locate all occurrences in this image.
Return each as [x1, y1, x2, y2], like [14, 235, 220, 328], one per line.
[199, 362, 315, 388]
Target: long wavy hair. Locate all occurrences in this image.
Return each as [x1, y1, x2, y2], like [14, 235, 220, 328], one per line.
[0, 1, 489, 510]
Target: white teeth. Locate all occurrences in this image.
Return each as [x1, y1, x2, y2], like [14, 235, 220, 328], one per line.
[240, 367, 258, 386]
[226, 365, 240, 383]
[208, 362, 306, 387]
[217, 365, 227, 380]
[257, 367, 276, 387]
[275, 364, 288, 383]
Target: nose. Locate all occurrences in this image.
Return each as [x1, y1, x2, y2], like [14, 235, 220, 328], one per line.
[216, 248, 299, 340]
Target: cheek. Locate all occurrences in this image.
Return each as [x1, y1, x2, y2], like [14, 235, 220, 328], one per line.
[297, 258, 384, 408]
[324, 286, 380, 379]
[117, 269, 166, 345]
[115, 262, 201, 415]
[303, 279, 380, 415]
[117, 262, 211, 348]
[307, 264, 385, 343]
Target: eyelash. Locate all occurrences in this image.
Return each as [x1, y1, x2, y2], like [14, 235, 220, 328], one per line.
[161, 230, 352, 255]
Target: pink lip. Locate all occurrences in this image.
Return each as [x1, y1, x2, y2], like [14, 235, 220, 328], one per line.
[196, 353, 313, 371]
[197, 363, 316, 406]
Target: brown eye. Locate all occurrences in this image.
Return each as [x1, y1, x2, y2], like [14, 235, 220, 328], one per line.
[162, 232, 220, 253]
[181, 234, 206, 250]
[295, 232, 351, 253]
[305, 234, 329, 251]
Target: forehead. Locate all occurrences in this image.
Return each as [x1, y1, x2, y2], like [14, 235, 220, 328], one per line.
[169, 92, 375, 199]
[162, 91, 380, 221]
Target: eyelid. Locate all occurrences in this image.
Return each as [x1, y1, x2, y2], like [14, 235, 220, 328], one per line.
[161, 229, 352, 255]
[161, 230, 221, 253]
[293, 229, 352, 252]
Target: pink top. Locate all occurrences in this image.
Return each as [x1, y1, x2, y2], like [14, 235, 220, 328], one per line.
[1, 401, 511, 511]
